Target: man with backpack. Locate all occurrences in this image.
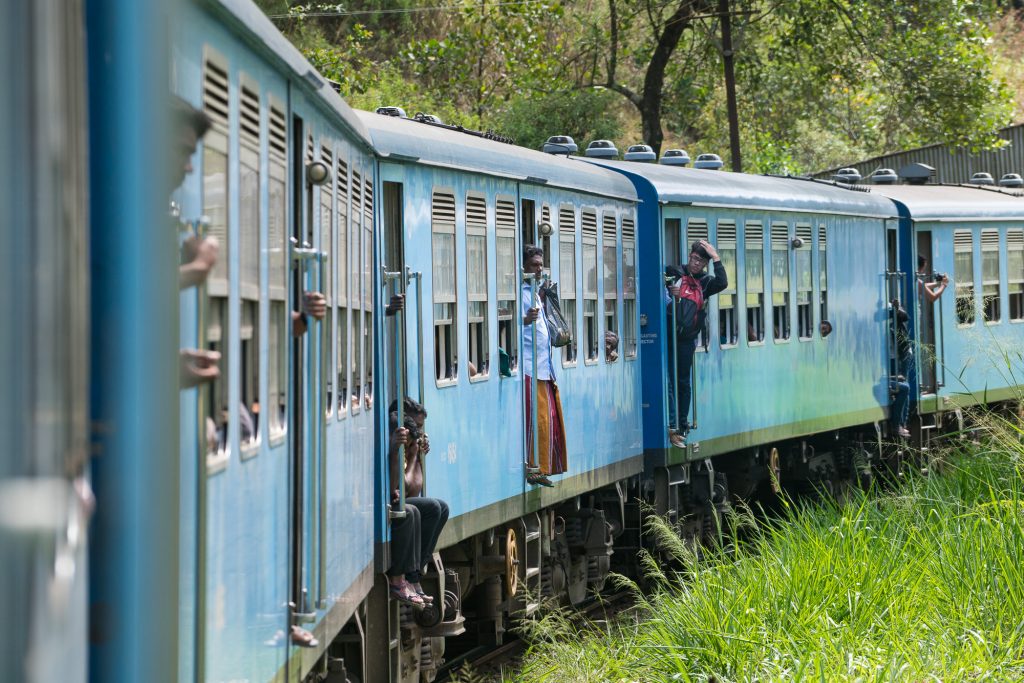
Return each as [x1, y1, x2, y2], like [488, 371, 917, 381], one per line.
[666, 239, 728, 447]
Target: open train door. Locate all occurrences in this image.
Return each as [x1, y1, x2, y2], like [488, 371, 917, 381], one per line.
[916, 230, 941, 393]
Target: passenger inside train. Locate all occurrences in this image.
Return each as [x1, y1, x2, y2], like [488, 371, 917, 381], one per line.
[522, 245, 568, 488]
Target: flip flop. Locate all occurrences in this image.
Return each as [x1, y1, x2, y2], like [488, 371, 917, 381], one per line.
[290, 625, 319, 648]
[389, 582, 425, 607]
[411, 583, 435, 603]
[527, 473, 554, 487]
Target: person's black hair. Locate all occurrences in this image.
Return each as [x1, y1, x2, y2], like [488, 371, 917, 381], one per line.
[402, 414, 422, 441]
[690, 241, 711, 259]
[918, 255, 927, 269]
[172, 94, 212, 139]
[523, 244, 544, 262]
[665, 265, 685, 279]
[387, 396, 427, 418]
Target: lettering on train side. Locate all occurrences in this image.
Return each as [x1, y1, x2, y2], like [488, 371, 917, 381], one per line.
[446, 442, 457, 464]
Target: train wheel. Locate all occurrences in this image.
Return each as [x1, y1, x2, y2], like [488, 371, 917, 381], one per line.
[505, 528, 519, 597]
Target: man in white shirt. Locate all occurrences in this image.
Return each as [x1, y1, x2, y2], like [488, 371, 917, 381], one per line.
[522, 245, 566, 487]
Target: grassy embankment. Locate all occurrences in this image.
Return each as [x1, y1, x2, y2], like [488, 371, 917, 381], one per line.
[504, 408, 1024, 682]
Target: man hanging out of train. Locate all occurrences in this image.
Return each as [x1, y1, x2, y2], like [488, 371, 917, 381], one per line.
[666, 240, 728, 448]
[387, 403, 449, 607]
[522, 245, 567, 488]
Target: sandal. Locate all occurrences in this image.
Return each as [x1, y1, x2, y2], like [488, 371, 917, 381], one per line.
[668, 431, 686, 448]
[527, 473, 554, 487]
[290, 625, 319, 648]
[411, 582, 434, 603]
[389, 581, 425, 607]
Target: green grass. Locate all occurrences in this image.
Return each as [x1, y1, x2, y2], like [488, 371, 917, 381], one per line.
[509, 413, 1024, 682]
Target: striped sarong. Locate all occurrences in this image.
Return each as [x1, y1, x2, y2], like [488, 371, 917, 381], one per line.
[524, 377, 567, 475]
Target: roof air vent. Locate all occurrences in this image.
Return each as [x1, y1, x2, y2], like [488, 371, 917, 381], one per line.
[869, 168, 898, 184]
[584, 139, 618, 158]
[624, 144, 656, 162]
[543, 135, 578, 155]
[660, 149, 691, 166]
[898, 162, 935, 185]
[693, 153, 724, 170]
[969, 172, 995, 186]
[376, 106, 407, 118]
[414, 112, 444, 125]
[999, 173, 1023, 188]
[833, 168, 862, 184]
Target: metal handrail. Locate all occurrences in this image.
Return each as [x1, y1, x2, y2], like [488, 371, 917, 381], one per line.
[382, 268, 407, 520]
[317, 250, 328, 607]
[666, 275, 680, 434]
[409, 268, 424, 406]
[524, 271, 542, 474]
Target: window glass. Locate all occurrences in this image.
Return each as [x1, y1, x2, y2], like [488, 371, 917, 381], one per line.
[466, 194, 489, 378]
[771, 223, 791, 341]
[582, 209, 599, 363]
[1008, 229, 1023, 321]
[559, 205, 578, 365]
[981, 229, 1000, 323]
[795, 225, 813, 340]
[954, 230, 975, 325]
[717, 222, 738, 347]
[432, 191, 458, 383]
[602, 213, 618, 361]
[622, 217, 637, 359]
[745, 222, 764, 344]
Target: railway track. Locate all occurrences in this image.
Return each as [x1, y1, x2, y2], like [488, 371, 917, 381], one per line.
[436, 590, 638, 681]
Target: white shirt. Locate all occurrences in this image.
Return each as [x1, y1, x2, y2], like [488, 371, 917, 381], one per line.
[521, 280, 558, 381]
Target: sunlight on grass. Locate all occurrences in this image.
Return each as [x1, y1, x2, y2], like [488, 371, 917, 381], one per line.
[509, 410, 1024, 682]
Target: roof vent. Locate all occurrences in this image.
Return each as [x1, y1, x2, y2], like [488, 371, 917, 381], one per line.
[869, 168, 898, 184]
[898, 162, 935, 185]
[832, 168, 862, 184]
[414, 112, 444, 125]
[624, 144, 656, 162]
[376, 106, 407, 118]
[969, 172, 995, 186]
[584, 139, 618, 158]
[999, 173, 1023, 188]
[693, 153, 724, 170]
[543, 135, 578, 155]
[660, 149, 691, 166]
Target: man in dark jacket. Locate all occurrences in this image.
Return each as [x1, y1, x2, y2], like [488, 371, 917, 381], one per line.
[666, 239, 728, 447]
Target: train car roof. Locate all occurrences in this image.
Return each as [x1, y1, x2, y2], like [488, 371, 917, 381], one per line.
[863, 184, 1024, 222]
[203, 0, 372, 147]
[354, 111, 638, 202]
[585, 160, 896, 218]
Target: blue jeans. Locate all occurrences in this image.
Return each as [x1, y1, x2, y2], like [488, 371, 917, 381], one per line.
[667, 336, 697, 430]
[892, 350, 914, 428]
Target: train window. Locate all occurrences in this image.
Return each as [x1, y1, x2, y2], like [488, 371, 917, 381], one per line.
[981, 230, 1001, 324]
[432, 190, 458, 385]
[602, 212, 619, 361]
[496, 198, 518, 375]
[623, 217, 637, 359]
[954, 230, 976, 326]
[202, 51, 230, 467]
[745, 222, 765, 344]
[268, 100, 287, 441]
[796, 224, 813, 340]
[541, 204, 552, 273]
[363, 177, 374, 406]
[559, 204, 578, 366]
[582, 208, 599, 363]
[717, 221, 738, 347]
[818, 225, 828, 328]
[466, 193, 490, 379]
[320, 146, 335, 419]
[1009, 229, 1023, 321]
[240, 81, 261, 453]
[664, 218, 681, 267]
[771, 223, 791, 341]
[336, 158, 349, 416]
[351, 172, 363, 411]
[687, 220, 710, 351]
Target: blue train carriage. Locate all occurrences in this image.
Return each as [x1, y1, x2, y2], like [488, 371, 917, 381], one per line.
[868, 183, 1024, 439]
[2, 2, 91, 681]
[586, 160, 900, 533]
[172, 1, 379, 681]
[356, 110, 643, 681]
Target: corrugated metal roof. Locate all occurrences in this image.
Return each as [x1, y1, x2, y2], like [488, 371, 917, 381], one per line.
[355, 111, 638, 202]
[865, 184, 1024, 221]
[588, 160, 896, 218]
[813, 123, 1024, 185]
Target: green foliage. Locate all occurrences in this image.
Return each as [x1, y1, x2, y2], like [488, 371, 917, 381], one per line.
[512, 405, 1024, 681]
[494, 89, 623, 151]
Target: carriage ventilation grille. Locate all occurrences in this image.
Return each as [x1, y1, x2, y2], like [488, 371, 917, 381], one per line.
[819, 225, 827, 249]
[955, 231, 973, 251]
[559, 206, 575, 234]
[746, 223, 763, 246]
[240, 86, 260, 144]
[771, 225, 788, 248]
[1008, 230, 1024, 248]
[717, 223, 736, 248]
[982, 230, 999, 249]
[202, 57, 229, 126]
[431, 191, 456, 231]
[269, 105, 286, 158]
[581, 210, 598, 240]
[364, 178, 373, 221]
[466, 195, 487, 232]
[321, 146, 333, 167]
[688, 221, 708, 246]
[306, 135, 314, 165]
[622, 217, 635, 241]
[603, 214, 616, 242]
[336, 159, 349, 204]
[495, 200, 516, 231]
[352, 171, 362, 214]
[796, 225, 812, 247]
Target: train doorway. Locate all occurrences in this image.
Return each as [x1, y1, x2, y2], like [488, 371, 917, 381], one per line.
[916, 231, 939, 393]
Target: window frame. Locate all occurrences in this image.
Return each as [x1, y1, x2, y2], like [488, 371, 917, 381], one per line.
[559, 204, 579, 368]
[981, 229, 1001, 325]
[770, 222, 792, 343]
[1008, 229, 1023, 323]
[602, 211, 619, 363]
[495, 196, 519, 377]
[431, 188, 459, 386]
[465, 191, 490, 381]
[795, 223, 813, 342]
[266, 97, 288, 445]
[716, 220, 738, 349]
[686, 219, 710, 352]
[581, 207, 600, 365]
[622, 215, 637, 360]
[745, 221, 765, 346]
[954, 229, 976, 327]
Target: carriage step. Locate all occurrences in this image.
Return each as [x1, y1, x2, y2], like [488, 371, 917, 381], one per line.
[525, 531, 542, 542]
[525, 567, 541, 580]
